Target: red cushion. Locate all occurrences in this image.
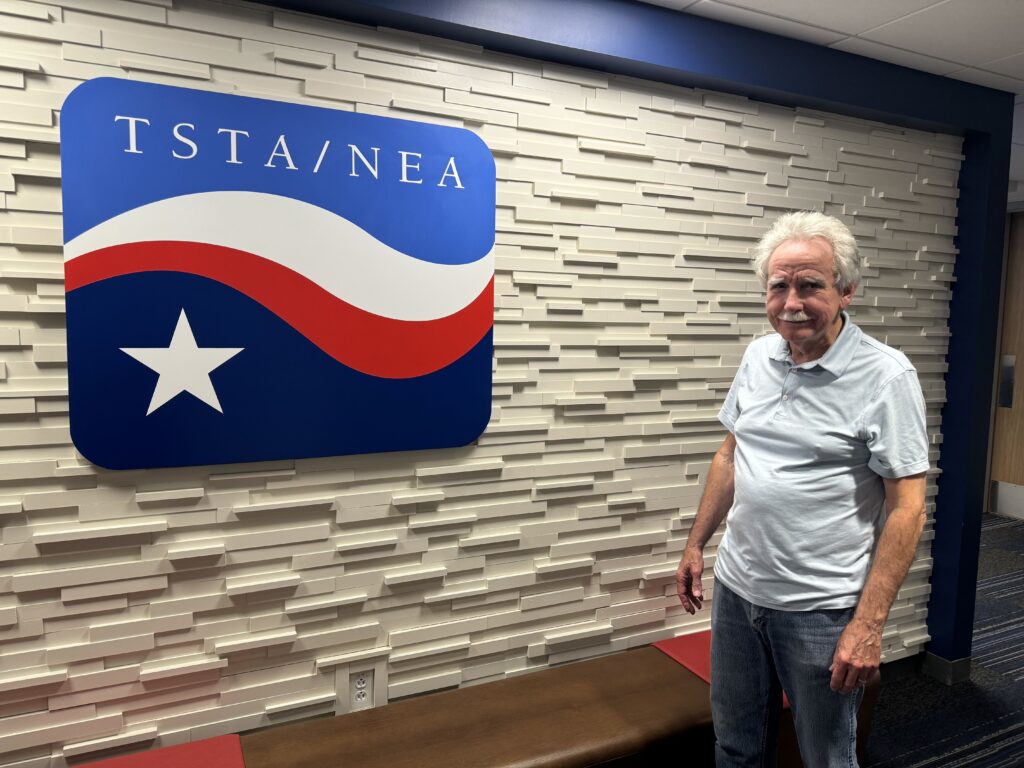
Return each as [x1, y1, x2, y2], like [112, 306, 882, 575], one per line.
[81, 735, 244, 768]
[654, 630, 712, 683]
[654, 630, 790, 709]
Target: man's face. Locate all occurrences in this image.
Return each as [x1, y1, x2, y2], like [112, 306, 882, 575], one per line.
[765, 237, 855, 362]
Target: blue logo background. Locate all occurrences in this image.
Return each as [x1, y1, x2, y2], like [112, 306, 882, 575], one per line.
[61, 78, 495, 264]
[62, 78, 495, 469]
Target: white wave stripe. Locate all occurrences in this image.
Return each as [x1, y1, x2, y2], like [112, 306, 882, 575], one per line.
[64, 191, 494, 322]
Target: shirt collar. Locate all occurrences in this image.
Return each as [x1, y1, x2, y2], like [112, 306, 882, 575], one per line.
[768, 311, 860, 377]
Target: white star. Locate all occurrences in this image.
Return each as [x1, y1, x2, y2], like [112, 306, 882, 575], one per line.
[121, 309, 243, 416]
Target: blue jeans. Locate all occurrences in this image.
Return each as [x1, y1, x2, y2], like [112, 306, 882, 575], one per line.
[711, 580, 863, 768]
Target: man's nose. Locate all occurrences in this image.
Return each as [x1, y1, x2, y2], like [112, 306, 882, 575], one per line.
[783, 289, 803, 312]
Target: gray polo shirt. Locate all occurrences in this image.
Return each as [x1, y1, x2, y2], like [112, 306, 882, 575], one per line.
[714, 313, 929, 611]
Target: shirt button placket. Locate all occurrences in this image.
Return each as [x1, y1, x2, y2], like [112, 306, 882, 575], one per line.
[777, 368, 793, 417]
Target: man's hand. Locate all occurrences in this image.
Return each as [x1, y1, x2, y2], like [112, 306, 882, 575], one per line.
[829, 473, 925, 695]
[676, 546, 706, 614]
[829, 617, 882, 694]
[675, 432, 735, 615]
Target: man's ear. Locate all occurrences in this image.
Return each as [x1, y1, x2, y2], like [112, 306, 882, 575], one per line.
[840, 281, 857, 308]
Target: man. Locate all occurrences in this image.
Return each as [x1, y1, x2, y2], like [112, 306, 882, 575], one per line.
[676, 211, 928, 767]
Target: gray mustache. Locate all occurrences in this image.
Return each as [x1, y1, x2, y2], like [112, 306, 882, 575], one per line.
[779, 311, 811, 322]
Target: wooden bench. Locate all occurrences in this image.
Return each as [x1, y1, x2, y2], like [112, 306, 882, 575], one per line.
[240, 646, 716, 768]
[84, 638, 879, 768]
[239, 642, 879, 768]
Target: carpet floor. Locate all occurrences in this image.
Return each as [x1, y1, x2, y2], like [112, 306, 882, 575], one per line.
[864, 514, 1024, 768]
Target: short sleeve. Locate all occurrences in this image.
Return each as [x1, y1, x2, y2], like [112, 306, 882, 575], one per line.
[718, 349, 750, 432]
[861, 370, 930, 478]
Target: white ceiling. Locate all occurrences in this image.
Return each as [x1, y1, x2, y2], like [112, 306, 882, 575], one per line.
[641, 0, 1024, 203]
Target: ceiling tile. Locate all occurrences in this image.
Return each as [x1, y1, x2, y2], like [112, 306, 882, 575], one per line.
[829, 37, 962, 76]
[683, 1, 846, 46]
[946, 67, 1024, 96]
[981, 52, 1024, 81]
[705, 0, 945, 35]
[861, 0, 1024, 68]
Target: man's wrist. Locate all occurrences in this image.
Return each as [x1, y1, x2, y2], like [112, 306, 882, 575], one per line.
[849, 614, 885, 634]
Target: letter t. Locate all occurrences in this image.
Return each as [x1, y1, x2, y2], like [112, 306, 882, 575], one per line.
[114, 115, 150, 154]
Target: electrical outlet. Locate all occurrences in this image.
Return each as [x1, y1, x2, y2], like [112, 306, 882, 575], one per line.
[350, 669, 374, 711]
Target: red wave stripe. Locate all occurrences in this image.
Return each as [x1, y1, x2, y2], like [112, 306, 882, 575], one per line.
[65, 241, 493, 379]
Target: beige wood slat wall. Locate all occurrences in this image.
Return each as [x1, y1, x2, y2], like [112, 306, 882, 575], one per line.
[992, 213, 1024, 485]
[0, 0, 960, 765]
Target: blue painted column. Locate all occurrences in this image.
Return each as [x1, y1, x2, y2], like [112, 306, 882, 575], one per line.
[925, 128, 1011, 675]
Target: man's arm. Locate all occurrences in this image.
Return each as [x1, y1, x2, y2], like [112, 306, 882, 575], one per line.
[676, 432, 736, 614]
[829, 473, 927, 693]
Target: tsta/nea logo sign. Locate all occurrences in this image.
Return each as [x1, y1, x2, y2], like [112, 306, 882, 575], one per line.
[61, 78, 495, 470]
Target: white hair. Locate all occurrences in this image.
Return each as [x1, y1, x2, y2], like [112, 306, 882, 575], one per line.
[752, 211, 861, 292]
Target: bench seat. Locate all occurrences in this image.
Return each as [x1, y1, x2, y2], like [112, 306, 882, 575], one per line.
[83, 637, 878, 768]
[240, 646, 715, 768]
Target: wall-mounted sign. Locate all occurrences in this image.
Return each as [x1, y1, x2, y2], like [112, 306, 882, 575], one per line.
[61, 78, 495, 469]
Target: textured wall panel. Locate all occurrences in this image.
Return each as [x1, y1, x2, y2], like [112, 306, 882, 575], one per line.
[0, 0, 959, 764]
